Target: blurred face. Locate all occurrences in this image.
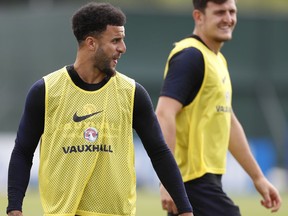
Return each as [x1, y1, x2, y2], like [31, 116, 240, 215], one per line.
[93, 25, 126, 76]
[196, 0, 237, 46]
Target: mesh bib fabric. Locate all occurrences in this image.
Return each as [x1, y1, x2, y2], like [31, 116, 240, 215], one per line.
[39, 67, 136, 216]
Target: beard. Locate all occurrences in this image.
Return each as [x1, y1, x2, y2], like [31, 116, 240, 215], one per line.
[94, 47, 116, 77]
[102, 67, 116, 77]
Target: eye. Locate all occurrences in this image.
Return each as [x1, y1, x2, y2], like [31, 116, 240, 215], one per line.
[230, 9, 237, 16]
[112, 38, 122, 44]
[217, 10, 226, 16]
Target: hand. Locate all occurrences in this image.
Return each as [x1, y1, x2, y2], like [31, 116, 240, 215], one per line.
[159, 184, 178, 214]
[253, 176, 282, 212]
[7, 210, 23, 216]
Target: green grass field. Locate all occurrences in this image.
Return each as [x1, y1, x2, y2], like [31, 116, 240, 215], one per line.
[1, 190, 287, 215]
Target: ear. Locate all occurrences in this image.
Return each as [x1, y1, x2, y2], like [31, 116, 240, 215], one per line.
[85, 36, 97, 51]
[193, 9, 203, 24]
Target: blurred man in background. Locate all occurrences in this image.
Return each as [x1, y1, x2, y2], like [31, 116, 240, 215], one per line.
[156, 0, 282, 215]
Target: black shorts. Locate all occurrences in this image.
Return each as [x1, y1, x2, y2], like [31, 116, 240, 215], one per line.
[168, 173, 241, 216]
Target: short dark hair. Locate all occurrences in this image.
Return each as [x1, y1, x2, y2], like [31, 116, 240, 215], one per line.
[72, 2, 126, 43]
[193, 0, 230, 11]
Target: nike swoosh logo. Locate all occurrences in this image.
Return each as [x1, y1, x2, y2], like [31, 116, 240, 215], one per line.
[73, 110, 103, 122]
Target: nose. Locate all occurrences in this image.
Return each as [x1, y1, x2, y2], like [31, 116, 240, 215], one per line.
[224, 12, 231, 22]
[223, 11, 236, 25]
[117, 41, 126, 54]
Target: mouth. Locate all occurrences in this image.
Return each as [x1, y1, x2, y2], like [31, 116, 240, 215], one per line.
[218, 25, 234, 38]
[112, 55, 121, 66]
[219, 22, 235, 31]
[112, 59, 118, 68]
[219, 24, 231, 31]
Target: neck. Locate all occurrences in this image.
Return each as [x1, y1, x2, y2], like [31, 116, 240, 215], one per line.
[73, 61, 106, 84]
[193, 31, 223, 54]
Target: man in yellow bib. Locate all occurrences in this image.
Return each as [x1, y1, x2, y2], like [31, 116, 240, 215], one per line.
[7, 2, 193, 216]
[156, 0, 282, 215]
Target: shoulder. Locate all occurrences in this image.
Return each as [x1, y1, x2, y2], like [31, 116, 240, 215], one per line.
[25, 78, 45, 111]
[134, 82, 153, 108]
[28, 78, 45, 96]
[115, 72, 135, 84]
[171, 46, 203, 63]
[168, 46, 204, 75]
[135, 82, 149, 98]
[43, 67, 68, 84]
